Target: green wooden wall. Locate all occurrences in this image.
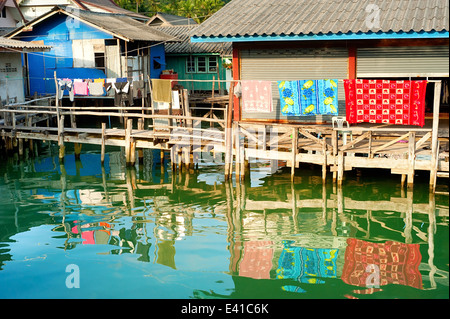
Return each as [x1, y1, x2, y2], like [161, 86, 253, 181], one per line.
[165, 54, 230, 92]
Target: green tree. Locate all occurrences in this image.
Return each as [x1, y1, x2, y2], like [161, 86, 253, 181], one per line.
[115, 0, 229, 22]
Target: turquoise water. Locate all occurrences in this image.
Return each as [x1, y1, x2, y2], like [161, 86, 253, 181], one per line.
[0, 142, 448, 299]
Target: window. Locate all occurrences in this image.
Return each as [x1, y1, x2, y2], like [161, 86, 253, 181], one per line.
[208, 57, 218, 73]
[186, 56, 195, 73]
[197, 56, 206, 73]
[186, 56, 219, 73]
[1, 7, 6, 18]
[95, 53, 105, 70]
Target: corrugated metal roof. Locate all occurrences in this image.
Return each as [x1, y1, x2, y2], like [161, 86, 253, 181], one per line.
[79, 0, 149, 20]
[75, 9, 180, 42]
[0, 36, 51, 51]
[6, 6, 180, 43]
[147, 12, 197, 26]
[193, 0, 449, 38]
[156, 25, 232, 55]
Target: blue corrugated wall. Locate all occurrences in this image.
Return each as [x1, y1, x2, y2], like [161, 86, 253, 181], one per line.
[25, 14, 114, 95]
[150, 43, 166, 79]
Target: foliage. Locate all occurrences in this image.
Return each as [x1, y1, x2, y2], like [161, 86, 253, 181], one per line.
[114, 0, 230, 23]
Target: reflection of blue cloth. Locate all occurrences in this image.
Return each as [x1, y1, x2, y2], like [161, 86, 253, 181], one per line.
[276, 241, 339, 284]
[278, 80, 339, 116]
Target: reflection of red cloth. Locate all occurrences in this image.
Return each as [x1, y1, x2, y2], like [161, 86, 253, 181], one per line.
[344, 79, 427, 126]
[239, 241, 273, 279]
[341, 238, 422, 289]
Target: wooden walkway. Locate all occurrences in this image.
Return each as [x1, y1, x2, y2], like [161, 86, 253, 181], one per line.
[1, 82, 448, 192]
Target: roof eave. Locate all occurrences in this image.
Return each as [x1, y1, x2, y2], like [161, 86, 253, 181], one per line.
[191, 30, 450, 43]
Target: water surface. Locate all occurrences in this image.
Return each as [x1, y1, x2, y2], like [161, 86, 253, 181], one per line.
[0, 142, 448, 299]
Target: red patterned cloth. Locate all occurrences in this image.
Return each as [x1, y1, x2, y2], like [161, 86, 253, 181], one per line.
[341, 238, 422, 289]
[344, 79, 427, 126]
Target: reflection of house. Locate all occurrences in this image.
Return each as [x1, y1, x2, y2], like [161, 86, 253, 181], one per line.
[148, 13, 232, 92]
[0, 36, 50, 103]
[0, 0, 25, 35]
[192, 0, 449, 122]
[6, 6, 178, 96]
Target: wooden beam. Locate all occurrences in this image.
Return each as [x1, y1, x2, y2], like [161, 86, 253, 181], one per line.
[407, 132, 416, 189]
[291, 127, 298, 180]
[372, 132, 410, 155]
[429, 81, 442, 192]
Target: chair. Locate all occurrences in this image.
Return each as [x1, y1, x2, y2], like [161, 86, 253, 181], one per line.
[332, 116, 353, 146]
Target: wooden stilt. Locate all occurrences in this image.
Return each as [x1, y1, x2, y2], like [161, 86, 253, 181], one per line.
[74, 143, 82, 160]
[337, 151, 344, 186]
[429, 81, 442, 192]
[407, 131, 415, 189]
[125, 118, 133, 166]
[224, 84, 234, 180]
[291, 127, 298, 181]
[322, 139, 327, 183]
[18, 138, 23, 157]
[58, 115, 65, 163]
[138, 118, 144, 165]
[332, 130, 337, 183]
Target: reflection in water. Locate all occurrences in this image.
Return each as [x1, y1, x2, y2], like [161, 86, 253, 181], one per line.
[0, 143, 448, 299]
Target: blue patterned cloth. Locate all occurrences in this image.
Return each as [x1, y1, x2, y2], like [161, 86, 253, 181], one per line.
[278, 79, 339, 116]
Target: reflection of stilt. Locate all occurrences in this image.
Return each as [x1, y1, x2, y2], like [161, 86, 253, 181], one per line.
[225, 179, 241, 275]
[125, 167, 136, 211]
[404, 190, 413, 244]
[427, 192, 437, 289]
[291, 181, 298, 233]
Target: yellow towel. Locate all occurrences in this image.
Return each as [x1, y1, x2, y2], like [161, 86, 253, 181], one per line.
[151, 79, 172, 103]
[94, 78, 105, 83]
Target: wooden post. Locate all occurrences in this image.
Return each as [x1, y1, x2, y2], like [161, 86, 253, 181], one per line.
[18, 138, 23, 157]
[224, 84, 234, 180]
[407, 131, 416, 189]
[58, 116, 65, 163]
[138, 118, 144, 165]
[125, 118, 133, 166]
[332, 129, 337, 183]
[234, 122, 241, 181]
[429, 81, 442, 192]
[337, 151, 344, 186]
[101, 122, 106, 165]
[291, 127, 298, 181]
[74, 143, 82, 160]
[322, 138, 327, 183]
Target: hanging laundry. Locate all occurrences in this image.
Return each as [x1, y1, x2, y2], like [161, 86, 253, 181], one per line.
[73, 79, 88, 96]
[112, 81, 132, 107]
[151, 79, 172, 103]
[241, 80, 273, 113]
[278, 79, 339, 116]
[58, 78, 74, 102]
[132, 80, 145, 99]
[344, 79, 427, 126]
[317, 79, 339, 114]
[278, 80, 301, 115]
[105, 78, 116, 97]
[88, 79, 105, 96]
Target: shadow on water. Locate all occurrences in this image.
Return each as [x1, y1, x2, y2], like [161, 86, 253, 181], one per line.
[0, 142, 448, 299]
